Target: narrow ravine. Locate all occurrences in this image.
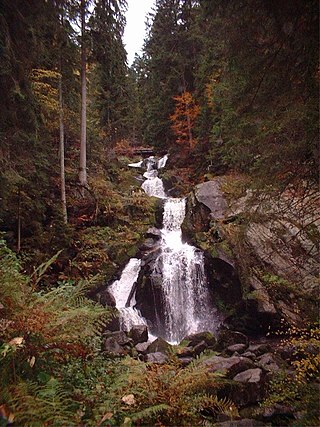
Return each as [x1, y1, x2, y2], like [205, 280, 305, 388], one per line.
[109, 154, 220, 343]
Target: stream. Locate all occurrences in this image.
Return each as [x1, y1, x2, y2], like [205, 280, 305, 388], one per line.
[109, 154, 220, 344]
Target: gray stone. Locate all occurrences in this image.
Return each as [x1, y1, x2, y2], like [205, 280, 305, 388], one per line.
[247, 343, 271, 356]
[129, 325, 148, 345]
[184, 331, 216, 348]
[226, 343, 248, 355]
[202, 355, 254, 378]
[233, 368, 263, 383]
[146, 227, 162, 239]
[103, 337, 127, 356]
[179, 357, 194, 366]
[232, 368, 265, 405]
[176, 346, 194, 358]
[242, 351, 256, 359]
[217, 330, 249, 349]
[103, 330, 132, 346]
[256, 353, 281, 373]
[135, 342, 149, 354]
[193, 340, 208, 356]
[195, 180, 228, 220]
[147, 337, 172, 354]
[145, 352, 168, 364]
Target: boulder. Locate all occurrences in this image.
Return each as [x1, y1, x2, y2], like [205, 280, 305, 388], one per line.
[145, 352, 168, 364]
[176, 346, 194, 358]
[193, 340, 208, 356]
[194, 179, 228, 220]
[103, 330, 132, 346]
[217, 330, 249, 349]
[179, 357, 194, 366]
[232, 368, 265, 405]
[183, 331, 216, 348]
[129, 325, 148, 345]
[103, 334, 129, 356]
[256, 353, 282, 373]
[247, 343, 271, 356]
[147, 337, 172, 355]
[97, 288, 116, 307]
[135, 342, 149, 354]
[226, 343, 248, 355]
[202, 355, 254, 378]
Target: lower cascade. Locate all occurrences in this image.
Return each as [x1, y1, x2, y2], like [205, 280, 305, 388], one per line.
[109, 155, 220, 344]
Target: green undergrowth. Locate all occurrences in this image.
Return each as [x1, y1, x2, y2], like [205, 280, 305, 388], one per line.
[0, 238, 239, 426]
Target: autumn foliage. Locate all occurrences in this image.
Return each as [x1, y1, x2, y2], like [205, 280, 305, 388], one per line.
[170, 91, 200, 149]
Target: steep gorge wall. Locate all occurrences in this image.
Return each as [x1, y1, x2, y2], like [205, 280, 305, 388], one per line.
[182, 176, 320, 335]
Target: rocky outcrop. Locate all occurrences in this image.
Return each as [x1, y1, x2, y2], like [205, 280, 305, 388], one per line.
[182, 176, 320, 332]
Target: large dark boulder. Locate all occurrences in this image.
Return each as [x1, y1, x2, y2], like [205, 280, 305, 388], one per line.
[147, 337, 172, 355]
[232, 368, 266, 406]
[183, 331, 217, 348]
[217, 329, 249, 350]
[202, 355, 254, 378]
[129, 325, 148, 345]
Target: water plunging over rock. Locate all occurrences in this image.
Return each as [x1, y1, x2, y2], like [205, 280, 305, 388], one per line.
[110, 154, 220, 344]
[108, 258, 147, 332]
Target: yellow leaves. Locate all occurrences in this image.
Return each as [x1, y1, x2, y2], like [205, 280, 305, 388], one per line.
[31, 68, 60, 130]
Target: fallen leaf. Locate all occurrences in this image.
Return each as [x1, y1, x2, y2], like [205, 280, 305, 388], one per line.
[8, 337, 24, 346]
[121, 394, 135, 405]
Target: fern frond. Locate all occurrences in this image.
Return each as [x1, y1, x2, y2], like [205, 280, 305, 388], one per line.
[129, 403, 171, 423]
[10, 378, 78, 427]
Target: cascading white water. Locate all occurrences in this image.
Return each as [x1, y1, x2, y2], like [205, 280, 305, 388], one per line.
[141, 156, 166, 198]
[157, 198, 217, 343]
[108, 258, 147, 331]
[110, 153, 219, 344]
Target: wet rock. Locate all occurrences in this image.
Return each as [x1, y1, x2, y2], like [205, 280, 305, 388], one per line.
[103, 331, 132, 346]
[202, 355, 254, 378]
[176, 346, 194, 358]
[147, 337, 172, 354]
[97, 288, 116, 307]
[247, 343, 271, 356]
[194, 179, 228, 220]
[179, 357, 194, 366]
[193, 340, 208, 356]
[183, 331, 216, 348]
[145, 352, 168, 364]
[146, 227, 162, 239]
[226, 343, 248, 355]
[260, 403, 295, 423]
[129, 325, 148, 345]
[232, 368, 265, 405]
[103, 338, 126, 356]
[242, 351, 257, 360]
[256, 353, 282, 373]
[135, 342, 149, 354]
[217, 329, 249, 349]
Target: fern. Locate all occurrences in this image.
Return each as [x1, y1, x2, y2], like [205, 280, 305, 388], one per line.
[9, 378, 78, 426]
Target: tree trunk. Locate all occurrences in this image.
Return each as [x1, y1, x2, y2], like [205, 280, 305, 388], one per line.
[17, 189, 21, 253]
[59, 66, 68, 224]
[79, 0, 87, 189]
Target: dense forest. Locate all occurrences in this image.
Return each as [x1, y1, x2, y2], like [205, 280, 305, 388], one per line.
[0, 0, 319, 426]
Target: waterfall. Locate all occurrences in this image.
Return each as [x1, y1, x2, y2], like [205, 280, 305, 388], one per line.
[154, 197, 218, 343]
[110, 153, 219, 344]
[108, 258, 147, 332]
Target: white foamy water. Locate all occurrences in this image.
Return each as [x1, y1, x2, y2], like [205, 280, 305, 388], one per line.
[108, 258, 148, 332]
[156, 197, 218, 343]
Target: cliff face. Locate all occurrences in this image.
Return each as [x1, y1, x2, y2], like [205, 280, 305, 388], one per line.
[182, 176, 319, 334]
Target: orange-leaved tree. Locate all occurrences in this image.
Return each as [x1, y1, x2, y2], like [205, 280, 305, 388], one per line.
[170, 91, 200, 149]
